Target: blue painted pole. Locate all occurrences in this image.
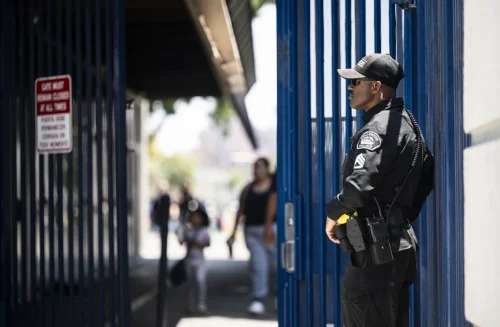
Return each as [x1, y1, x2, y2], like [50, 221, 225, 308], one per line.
[415, 0, 427, 326]
[114, 0, 131, 324]
[389, 3, 396, 59]
[331, 0, 343, 325]
[315, 0, 327, 325]
[37, 0, 47, 324]
[345, 0, 352, 146]
[330, 0, 342, 325]
[355, 0, 365, 129]
[286, 1, 294, 325]
[105, 0, 117, 325]
[28, 0, 38, 325]
[374, 0, 381, 53]
[302, 0, 312, 323]
[75, 0, 85, 324]
[65, 0, 75, 325]
[17, 0, 28, 325]
[94, 0, 105, 325]
[45, 0, 56, 325]
[275, 0, 286, 325]
[55, 0, 66, 321]
[85, 0, 95, 324]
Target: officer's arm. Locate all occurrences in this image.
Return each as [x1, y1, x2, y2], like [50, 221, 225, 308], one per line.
[325, 130, 401, 220]
[408, 146, 434, 221]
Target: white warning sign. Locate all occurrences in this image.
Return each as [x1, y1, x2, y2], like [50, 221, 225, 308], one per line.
[35, 75, 73, 153]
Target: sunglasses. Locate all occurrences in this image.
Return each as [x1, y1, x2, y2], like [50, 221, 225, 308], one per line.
[350, 78, 376, 86]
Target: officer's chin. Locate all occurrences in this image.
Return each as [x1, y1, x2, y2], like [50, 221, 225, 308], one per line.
[349, 101, 360, 110]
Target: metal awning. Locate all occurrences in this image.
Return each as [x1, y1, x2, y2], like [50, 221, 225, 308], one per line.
[125, 0, 258, 148]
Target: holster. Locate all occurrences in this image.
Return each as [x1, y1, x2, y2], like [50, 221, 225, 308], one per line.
[346, 216, 368, 252]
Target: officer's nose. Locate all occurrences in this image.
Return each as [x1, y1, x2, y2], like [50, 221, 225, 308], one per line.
[348, 84, 354, 91]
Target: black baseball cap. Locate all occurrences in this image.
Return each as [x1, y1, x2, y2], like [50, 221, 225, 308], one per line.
[337, 53, 405, 89]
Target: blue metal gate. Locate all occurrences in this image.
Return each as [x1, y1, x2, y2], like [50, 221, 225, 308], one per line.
[0, 0, 131, 326]
[277, 0, 469, 326]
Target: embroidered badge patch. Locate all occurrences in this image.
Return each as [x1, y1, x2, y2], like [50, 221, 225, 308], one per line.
[357, 131, 382, 151]
[353, 154, 365, 169]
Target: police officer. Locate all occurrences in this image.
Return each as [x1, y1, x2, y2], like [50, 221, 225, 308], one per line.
[324, 53, 434, 327]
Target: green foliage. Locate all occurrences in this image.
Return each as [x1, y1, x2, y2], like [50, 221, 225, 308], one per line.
[210, 98, 234, 136]
[227, 171, 243, 191]
[149, 154, 196, 190]
[250, 0, 275, 16]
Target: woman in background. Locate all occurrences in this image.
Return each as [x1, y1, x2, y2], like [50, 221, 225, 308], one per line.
[228, 157, 277, 316]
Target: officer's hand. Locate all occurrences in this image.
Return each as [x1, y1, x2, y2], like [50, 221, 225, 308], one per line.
[325, 217, 340, 244]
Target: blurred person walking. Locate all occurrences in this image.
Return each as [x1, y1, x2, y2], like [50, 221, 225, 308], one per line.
[153, 180, 171, 327]
[178, 207, 211, 314]
[228, 158, 277, 315]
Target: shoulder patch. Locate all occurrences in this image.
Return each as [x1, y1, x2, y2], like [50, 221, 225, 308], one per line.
[357, 131, 382, 151]
[353, 154, 365, 169]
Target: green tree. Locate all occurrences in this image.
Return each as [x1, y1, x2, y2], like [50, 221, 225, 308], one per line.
[149, 152, 196, 191]
[210, 98, 234, 136]
[251, 0, 275, 16]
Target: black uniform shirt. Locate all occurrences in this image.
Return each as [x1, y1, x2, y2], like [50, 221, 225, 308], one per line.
[325, 98, 434, 221]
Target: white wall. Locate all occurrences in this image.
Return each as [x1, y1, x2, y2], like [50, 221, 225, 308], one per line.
[463, 1, 500, 326]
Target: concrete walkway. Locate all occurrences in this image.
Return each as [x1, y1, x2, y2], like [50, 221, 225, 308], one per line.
[131, 229, 278, 327]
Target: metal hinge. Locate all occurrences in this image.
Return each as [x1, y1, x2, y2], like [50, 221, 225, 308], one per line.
[392, 0, 416, 10]
[280, 202, 295, 273]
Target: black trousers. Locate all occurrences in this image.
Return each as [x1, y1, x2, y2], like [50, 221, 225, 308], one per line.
[341, 247, 416, 327]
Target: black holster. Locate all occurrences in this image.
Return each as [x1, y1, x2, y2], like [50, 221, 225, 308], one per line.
[334, 224, 353, 253]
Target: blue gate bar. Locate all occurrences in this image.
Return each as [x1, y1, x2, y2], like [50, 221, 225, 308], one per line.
[290, 2, 300, 325]
[37, 0, 47, 324]
[1, 2, 15, 323]
[450, 1, 466, 325]
[315, 0, 326, 325]
[85, 0, 96, 324]
[330, 0, 343, 324]
[75, 0, 85, 324]
[55, 0, 66, 321]
[389, 3, 396, 58]
[284, 1, 292, 325]
[114, 0, 131, 323]
[344, 0, 352, 146]
[28, 0, 38, 325]
[403, 9, 416, 327]
[299, 0, 313, 323]
[403, 10, 414, 109]
[355, 0, 365, 129]
[374, 0, 381, 52]
[275, 0, 284, 323]
[414, 0, 427, 325]
[4, 1, 17, 324]
[45, 0, 57, 324]
[17, 1, 27, 325]
[105, 0, 117, 325]
[356, 0, 366, 60]
[66, 0, 76, 324]
[95, 0, 106, 325]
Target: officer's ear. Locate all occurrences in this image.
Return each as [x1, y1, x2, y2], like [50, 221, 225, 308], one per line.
[372, 81, 382, 94]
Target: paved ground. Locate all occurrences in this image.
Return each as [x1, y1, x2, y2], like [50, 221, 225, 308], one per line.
[15, 229, 277, 327]
[131, 229, 278, 327]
